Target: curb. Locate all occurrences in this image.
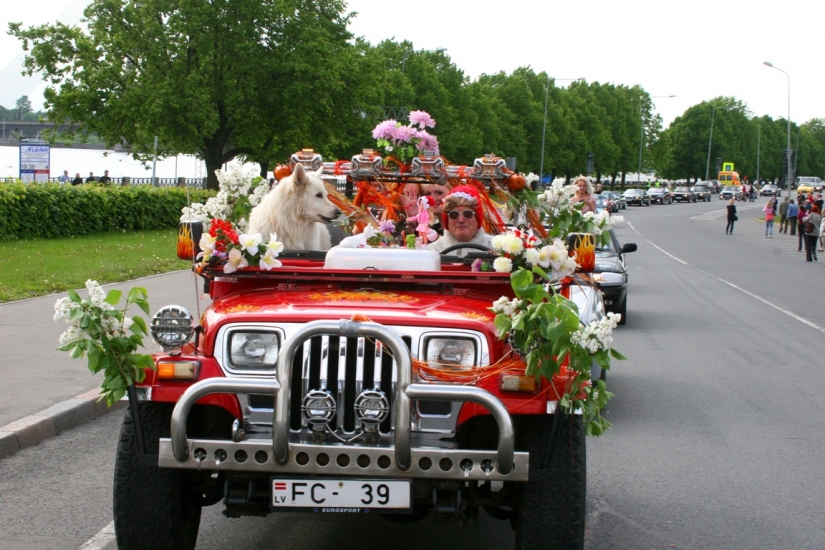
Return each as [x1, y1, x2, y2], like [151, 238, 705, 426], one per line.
[0, 389, 126, 460]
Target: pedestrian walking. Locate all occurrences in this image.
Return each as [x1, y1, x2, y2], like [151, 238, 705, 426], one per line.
[778, 197, 789, 232]
[57, 170, 70, 184]
[785, 200, 798, 234]
[763, 199, 775, 238]
[86, 172, 96, 183]
[802, 205, 821, 262]
[71, 172, 83, 186]
[99, 170, 112, 185]
[726, 198, 737, 234]
[797, 205, 807, 251]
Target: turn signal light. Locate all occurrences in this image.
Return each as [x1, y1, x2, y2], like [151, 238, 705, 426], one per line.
[499, 374, 539, 394]
[157, 361, 198, 380]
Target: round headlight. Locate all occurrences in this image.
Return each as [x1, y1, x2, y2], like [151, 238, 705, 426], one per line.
[354, 389, 389, 431]
[150, 306, 194, 351]
[301, 390, 336, 431]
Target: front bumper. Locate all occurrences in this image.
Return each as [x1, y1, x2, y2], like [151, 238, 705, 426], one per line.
[158, 320, 528, 482]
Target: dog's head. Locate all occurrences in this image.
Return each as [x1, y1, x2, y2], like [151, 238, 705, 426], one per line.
[285, 163, 340, 223]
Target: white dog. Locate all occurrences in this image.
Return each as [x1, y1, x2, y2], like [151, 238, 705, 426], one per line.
[248, 163, 340, 250]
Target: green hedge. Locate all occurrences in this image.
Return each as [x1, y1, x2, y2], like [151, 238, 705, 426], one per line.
[0, 182, 214, 239]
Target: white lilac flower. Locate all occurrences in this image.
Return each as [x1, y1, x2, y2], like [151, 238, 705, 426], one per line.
[85, 280, 114, 311]
[53, 296, 76, 322]
[605, 214, 624, 228]
[490, 296, 520, 316]
[523, 248, 540, 266]
[259, 248, 282, 270]
[238, 233, 262, 256]
[58, 325, 88, 347]
[493, 257, 513, 273]
[571, 313, 620, 354]
[223, 248, 249, 274]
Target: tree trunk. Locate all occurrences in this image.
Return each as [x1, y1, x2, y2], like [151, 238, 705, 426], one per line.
[204, 155, 222, 191]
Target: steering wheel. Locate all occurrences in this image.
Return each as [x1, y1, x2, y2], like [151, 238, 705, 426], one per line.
[438, 243, 494, 255]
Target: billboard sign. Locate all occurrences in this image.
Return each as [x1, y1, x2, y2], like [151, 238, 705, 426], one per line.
[20, 141, 51, 183]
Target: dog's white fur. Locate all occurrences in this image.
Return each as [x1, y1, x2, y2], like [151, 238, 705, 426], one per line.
[248, 163, 339, 250]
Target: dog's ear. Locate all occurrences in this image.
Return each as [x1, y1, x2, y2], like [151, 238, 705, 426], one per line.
[292, 163, 307, 187]
[313, 167, 324, 179]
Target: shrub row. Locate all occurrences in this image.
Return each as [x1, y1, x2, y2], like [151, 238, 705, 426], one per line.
[0, 182, 214, 239]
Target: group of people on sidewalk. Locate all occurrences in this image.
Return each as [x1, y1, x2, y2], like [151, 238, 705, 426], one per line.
[56, 170, 112, 185]
[726, 191, 824, 263]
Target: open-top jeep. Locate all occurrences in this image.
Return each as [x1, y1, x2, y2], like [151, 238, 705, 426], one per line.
[113, 151, 611, 550]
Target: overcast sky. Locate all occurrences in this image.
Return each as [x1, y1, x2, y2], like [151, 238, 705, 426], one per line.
[2, 0, 822, 129]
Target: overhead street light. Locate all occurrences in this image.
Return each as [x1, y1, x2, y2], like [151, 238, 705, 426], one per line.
[638, 95, 675, 186]
[539, 77, 584, 184]
[763, 61, 792, 196]
[704, 105, 717, 181]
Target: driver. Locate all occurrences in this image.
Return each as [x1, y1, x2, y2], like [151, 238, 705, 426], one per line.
[427, 186, 493, 257]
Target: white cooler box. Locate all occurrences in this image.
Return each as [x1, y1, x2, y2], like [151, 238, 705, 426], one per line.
[324, 247, 441, 271]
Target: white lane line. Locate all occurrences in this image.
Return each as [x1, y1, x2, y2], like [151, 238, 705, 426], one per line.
[702, 273, 825, 335]
[626, 221, 687, 265]
[78, 521, 115, 550]
[625, 221, 825, 335]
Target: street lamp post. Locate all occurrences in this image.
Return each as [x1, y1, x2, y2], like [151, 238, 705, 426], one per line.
[539, 77, 584, 184]
[638, 95, 675, 185]
[704, 106, 717, 181]
[764, 61, 791, 196]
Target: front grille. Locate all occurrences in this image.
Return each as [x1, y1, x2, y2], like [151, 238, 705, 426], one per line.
[250, 335, 410, 435]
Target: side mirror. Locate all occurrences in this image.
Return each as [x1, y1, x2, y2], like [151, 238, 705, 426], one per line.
[621, 243, 637, 254]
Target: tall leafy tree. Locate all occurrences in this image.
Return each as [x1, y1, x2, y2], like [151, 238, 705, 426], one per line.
[10, 0, 356, 189]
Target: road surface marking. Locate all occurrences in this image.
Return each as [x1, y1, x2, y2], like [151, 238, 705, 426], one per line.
[78, 521, 115, 550]
[625, 221, 825, 335]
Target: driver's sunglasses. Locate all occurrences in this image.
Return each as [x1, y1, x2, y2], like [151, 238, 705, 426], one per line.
[447, 210, 476, 220]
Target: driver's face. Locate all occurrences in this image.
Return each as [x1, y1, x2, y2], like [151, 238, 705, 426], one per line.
[447, 206, 479, 242]
[424, 185, 449, 216]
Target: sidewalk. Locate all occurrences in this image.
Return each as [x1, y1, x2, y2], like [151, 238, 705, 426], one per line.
[0, 270, 211, 458]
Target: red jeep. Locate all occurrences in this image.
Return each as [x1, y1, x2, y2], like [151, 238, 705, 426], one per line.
[114, 155, 602, 550]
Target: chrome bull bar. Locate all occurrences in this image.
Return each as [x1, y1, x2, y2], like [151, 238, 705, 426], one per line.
[168, 319, 517, 476]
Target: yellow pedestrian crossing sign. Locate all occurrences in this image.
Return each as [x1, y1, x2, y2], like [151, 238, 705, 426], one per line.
[722, 162, 734, 172]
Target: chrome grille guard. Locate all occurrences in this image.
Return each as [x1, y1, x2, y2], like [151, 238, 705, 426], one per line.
[168, 319, 517, 476]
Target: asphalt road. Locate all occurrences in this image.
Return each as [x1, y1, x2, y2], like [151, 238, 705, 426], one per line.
[2, 195, 824, 549]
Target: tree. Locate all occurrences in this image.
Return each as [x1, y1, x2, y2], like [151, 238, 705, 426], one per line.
[10, 0, 357, 189]
[14, 95, 33, 120]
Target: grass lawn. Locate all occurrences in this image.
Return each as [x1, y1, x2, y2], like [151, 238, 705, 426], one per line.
[0, 229, 191, 302]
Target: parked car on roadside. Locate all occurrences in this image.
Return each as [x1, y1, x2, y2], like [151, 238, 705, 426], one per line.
[648, 187, 672, 205]
[593, 229, 636, 325]
[622, 188, 651, 206]
[672, 186, 697, 203]
[760, 184, 781, 197]
[720, 186, 743, 201]
[691, 183, 712, 202]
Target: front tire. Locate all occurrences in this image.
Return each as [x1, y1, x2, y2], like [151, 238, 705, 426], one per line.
[617, 295, 627, 325]
[114, 403, 202, 550]
[513, 415, 586, 550]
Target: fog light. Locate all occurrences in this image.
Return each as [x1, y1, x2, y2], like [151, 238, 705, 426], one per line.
[354, 390, 389, 432]
[301, 390, 336, 432]
[150, 306, 194, 351]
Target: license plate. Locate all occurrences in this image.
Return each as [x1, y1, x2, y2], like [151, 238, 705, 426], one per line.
[271, 479, 410, 512]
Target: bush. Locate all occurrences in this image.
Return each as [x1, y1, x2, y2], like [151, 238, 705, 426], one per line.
[0, 182, 214, 239]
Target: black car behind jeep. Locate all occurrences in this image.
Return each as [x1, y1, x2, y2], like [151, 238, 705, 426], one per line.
[648, 187, 672, 204]
[673, 186, 697, 203]
[691, 183, 712, 202]
[593, 229, 636, 325]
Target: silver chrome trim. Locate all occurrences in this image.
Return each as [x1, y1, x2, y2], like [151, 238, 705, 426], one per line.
[170, 377, 280, 462]
[406, 383, 515, 475]
[158, 439, 528, 481]
[274, 320, 413, 470]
